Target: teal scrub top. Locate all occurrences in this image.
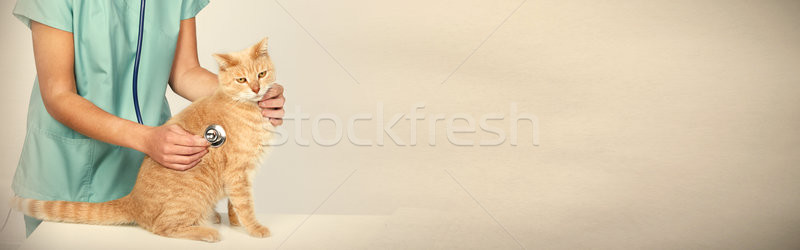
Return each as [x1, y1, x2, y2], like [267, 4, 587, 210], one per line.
[12, 0, 210, 203]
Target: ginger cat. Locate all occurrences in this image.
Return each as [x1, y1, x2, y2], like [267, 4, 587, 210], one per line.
[12, 38, 277, 242]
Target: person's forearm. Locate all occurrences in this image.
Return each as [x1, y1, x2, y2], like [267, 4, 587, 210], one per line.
[170, 66, 218, 102]
[43, 90, 150, 152]
[30, 20, 152, 154]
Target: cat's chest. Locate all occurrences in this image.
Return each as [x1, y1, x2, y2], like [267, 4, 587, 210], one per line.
[223, 112, 272, 153]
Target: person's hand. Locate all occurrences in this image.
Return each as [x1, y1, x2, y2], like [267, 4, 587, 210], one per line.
[258, 83, 285, 126]
[142, 124, 209, 171]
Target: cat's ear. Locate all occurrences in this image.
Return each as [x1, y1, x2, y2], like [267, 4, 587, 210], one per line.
[213, 53, 238, 70]
[250, 37, 269, 59]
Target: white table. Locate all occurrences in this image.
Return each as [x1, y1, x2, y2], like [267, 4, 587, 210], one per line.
[19, 214, 308, 250]
[18, 209, 521, 249]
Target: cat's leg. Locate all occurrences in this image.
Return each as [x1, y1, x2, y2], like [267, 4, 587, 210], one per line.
[149, 204, 221, 242]
[227, 199, 241, 226]
[225, 177, 270, 237]
[193, 206, 220, 225]
[158, 226, 221, 242]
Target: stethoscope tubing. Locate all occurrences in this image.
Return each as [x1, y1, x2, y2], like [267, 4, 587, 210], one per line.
[130, 1, 226, 146]
[132, 0, 146, 124]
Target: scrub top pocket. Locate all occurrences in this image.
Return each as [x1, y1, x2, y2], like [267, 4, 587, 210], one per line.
[13, 128, 95, 201]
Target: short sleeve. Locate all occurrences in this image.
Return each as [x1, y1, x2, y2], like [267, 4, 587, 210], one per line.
[12, 0, 73, 32]
[180, 0, 210, 20]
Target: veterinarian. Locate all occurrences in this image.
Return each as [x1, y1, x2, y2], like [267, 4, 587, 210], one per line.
[11, 0, 286, 236]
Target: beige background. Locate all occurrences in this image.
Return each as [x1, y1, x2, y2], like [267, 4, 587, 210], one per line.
[2, 0, 800, 249]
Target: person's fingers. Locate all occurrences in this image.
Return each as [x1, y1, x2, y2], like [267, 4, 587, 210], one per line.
[261, 108, 285, 119]
[262, 84, 284, 100]
[191, 135, 209, 146]
[169, 163, 188, 171]
[184, 158, 203, 170]
[161, 154, 203, 171]
[186, 148, 208, 162]
[174, 149, 207, 164]
[163, 124, 207, 146]
[170, 125, 209, 146]
[165, 145, 206, 155]
[170, 134, 195, 147]
[163, 163, 179, 171]
[270, 118, 283, 126]
[167, 158, 200, 171]
[258, 95, 285, 108]
[161, 151, 204, 171]
[165, 155, 196, 165]
[169, 131, 209, 147]
[175, 153, 205, 170]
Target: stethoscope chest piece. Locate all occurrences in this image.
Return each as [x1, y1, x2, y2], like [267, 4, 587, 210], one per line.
[204, 124, 226, 147]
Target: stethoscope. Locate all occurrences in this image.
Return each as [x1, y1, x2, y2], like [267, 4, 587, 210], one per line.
[132, 0, 225, 147]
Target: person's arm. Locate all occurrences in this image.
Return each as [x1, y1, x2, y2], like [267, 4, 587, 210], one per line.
[169, 18, 286, 126]
[31, 21, 208, 170]
[168, 18, 218, 101]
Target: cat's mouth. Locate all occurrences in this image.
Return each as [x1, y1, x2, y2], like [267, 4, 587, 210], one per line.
[238, 83, 274, 102]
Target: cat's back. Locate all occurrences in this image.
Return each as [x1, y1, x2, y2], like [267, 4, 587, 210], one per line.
[165, 95, 226, 133]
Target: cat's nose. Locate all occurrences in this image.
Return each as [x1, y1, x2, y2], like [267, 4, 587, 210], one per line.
[250, 85, 260, 94]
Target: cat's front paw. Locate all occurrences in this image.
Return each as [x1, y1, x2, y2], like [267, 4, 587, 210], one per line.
[247, 225, 271, 238]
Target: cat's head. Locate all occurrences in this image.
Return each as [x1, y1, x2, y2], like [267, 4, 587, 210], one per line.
[213, 38, 276, 102]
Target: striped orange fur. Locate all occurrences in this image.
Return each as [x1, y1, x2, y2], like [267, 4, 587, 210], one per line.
[12, 38, 277, 242]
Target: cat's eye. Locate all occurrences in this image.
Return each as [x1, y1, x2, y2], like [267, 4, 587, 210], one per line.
[236, 77, 247, 83]
[258, 71, 268, 78]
